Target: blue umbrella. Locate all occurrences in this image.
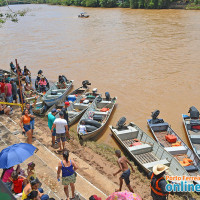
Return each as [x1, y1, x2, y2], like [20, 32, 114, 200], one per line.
[0, 143, 36, 169]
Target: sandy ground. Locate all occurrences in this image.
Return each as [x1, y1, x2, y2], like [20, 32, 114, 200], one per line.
[5, 107, 200, 200]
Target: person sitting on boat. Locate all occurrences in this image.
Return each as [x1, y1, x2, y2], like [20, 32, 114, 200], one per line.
[57, 76, 66, 89]
[78, 121, 88, 135]
[38, 76, 47, 93]
[24, 82, 35, 98]
[10, 61, 16, 73]
[23, 66, 31, 76]
[148, 164, 170, 200]
[35, 70, 43, 91]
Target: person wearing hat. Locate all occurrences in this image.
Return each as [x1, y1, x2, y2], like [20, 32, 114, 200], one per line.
[48, 108, 58, 147]
[10, 78, 18, 103]
[148, 164, 170, 200]
[61, 101, 70, 132]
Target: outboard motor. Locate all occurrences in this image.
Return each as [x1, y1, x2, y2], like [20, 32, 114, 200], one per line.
[116, 117, 127, 130]
[188, 106, 199, 119]
[82, 80, 91, 88]
[149, 110, 164, 124]
[62, 75, 68, 83]
[105, 92, 110, 101]
[151, 110, 160, 120]
[96, 96, 102, 103]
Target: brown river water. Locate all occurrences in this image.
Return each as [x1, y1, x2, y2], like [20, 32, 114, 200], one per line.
[1, 4, 200, 148]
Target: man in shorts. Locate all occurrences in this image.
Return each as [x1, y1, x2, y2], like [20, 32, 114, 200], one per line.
[113, 150, 134, 193]
[10, 79, 18, 103]
[48, 108, 58, 147]
[51, 111, 69, 153]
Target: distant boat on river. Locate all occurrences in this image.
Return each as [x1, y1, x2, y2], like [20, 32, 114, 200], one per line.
[78, 12, 89, 18]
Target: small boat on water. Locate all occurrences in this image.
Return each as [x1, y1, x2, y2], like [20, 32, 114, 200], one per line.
[77, 92, 117, 141]
[182, 106, 200, 160]
[43, 79, 73, 107]
[78, 12, 89, 18]
[110, 118, 191, 184]
[147, 110, 200, 182]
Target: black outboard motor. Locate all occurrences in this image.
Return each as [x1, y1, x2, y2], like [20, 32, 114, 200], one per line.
[188, 106, 199, 119]
[105, 92, 110, 101]
[116, 117, 127, 130]
[82, 80, 91, 88]
[149, 110, 164, 124]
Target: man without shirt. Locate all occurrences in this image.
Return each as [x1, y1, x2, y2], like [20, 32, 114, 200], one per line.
[51, 111, 69, 153]
[113, 150, 134, 193]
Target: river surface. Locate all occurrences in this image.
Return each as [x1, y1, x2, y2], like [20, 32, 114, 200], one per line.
[1, 4, 200, 148]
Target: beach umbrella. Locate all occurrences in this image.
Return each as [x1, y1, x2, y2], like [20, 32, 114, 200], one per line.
[0, 143, 36, 169]
[106, 191, 142, 200]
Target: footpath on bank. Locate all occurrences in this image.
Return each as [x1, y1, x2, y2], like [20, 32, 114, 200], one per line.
[0, 113, 119, 199]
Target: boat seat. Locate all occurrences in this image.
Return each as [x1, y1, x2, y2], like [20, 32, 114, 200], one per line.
[73, 103, 88, 110]
[93, 111, 108, 115]
[164, 146, 187, 155]
[46, 95, 61, 98]
[128, 144, 152, 155]
[143, 159, 170, 171]
[190, 135, 200, 144]
[68, 111, 79, 115]
[117, 127, 139, 140]
[100, 101, 112, 104]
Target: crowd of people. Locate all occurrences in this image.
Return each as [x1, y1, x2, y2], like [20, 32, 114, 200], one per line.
[0, 63, 174, 200]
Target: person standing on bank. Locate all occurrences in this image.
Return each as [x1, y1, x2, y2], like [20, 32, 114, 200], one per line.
[51, 111, 69, 153]
[148, 164, 169, 200]
[4, 79, 13, 103]
[61, 101, 70, 131]
[57, 150, 78, 200]
[113, 150, 134, 193]
[10, 79, 18, 103]
[22, 100, 38, 137]
[20, 109, 34, 144]
[48, 108, 57, 147]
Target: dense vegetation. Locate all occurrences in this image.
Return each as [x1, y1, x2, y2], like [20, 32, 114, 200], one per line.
[0, 0, 200, 9]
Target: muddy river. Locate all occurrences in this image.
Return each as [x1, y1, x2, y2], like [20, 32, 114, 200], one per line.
[1, 4, 200, 148]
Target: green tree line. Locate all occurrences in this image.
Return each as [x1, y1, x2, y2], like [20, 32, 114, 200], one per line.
[0, 0, 199, 9]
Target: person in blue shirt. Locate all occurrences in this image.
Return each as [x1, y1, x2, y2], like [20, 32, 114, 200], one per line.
[48, 108, 57, 147]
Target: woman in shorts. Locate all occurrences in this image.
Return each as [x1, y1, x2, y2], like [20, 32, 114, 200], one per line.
[57, 150, 78, 200]
[20, 109, 34, 144]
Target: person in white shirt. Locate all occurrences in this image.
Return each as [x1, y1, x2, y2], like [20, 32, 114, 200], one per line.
[78, 121, 88, 135]
[51, 111, 69, 153]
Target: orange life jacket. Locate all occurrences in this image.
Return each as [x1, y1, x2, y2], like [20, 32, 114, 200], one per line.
[150, 173, 168, 196]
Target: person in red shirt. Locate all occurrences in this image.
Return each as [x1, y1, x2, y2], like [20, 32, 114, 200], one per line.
[11, 170, 26, 194]
[0, 79, 5, 101]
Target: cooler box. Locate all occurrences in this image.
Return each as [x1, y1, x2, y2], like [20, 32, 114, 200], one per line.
[80, 98, 86, 103]
[83, 100, 89, 104]
[165, 135, 177, 143]
[68, 95, 76, 102]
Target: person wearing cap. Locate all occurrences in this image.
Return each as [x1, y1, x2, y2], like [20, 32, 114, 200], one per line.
[148, 164, 169, 200]
[10, 78, 18, 103]
[4, 73, 11, 82]
[61, 101, 70, 131]
[48, 108, 58, 147]
[51, 111, 69, 153]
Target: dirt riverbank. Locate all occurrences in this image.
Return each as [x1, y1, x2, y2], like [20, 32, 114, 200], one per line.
[7, 108, 200, 200]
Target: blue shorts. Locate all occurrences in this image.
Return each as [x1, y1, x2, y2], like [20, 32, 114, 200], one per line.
[30, 119, 35, 130]
[121, 168, 131, 185]
[6, 96, 13, 103]
[52, 129, 56, 136]
[24, 124, 31, 132]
